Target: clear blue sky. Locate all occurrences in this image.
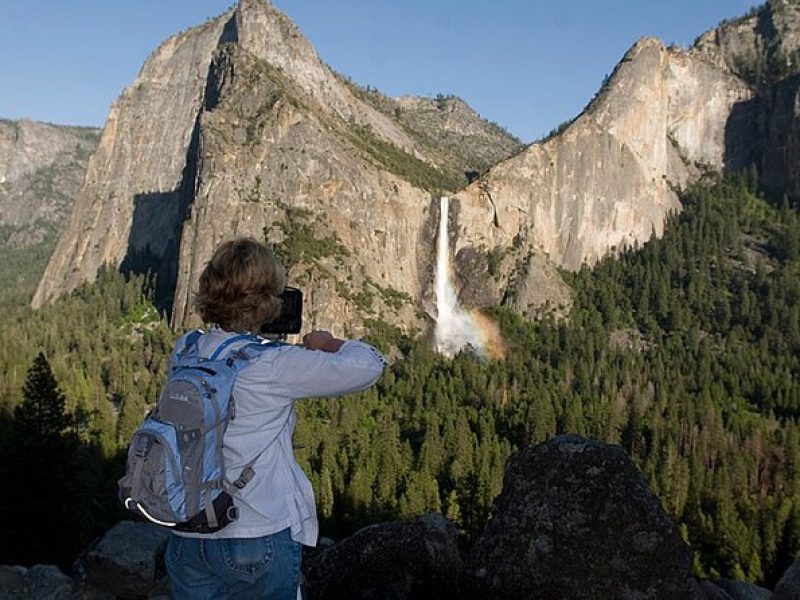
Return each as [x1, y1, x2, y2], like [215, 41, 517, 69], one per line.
[0, 0, 757, 142]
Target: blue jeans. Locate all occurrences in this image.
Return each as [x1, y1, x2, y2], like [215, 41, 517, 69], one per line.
[165, 528, 301, 599]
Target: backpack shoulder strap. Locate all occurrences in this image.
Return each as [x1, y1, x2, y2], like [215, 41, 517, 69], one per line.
[224, 338, 288, 370]
[176, 329, 204, 361]
[208, 334, 255, 361]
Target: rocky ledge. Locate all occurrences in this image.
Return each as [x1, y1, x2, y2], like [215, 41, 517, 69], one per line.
[1, 435, 795, 599]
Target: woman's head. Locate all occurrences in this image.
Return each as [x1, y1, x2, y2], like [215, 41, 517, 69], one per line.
[195, 237, 286, 332]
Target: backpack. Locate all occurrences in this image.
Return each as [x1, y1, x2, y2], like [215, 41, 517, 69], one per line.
[118, 330, 276, 533]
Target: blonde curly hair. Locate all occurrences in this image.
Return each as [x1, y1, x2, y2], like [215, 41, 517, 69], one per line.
[195, 237, 286, 333]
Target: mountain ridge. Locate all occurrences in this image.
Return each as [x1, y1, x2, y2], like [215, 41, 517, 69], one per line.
[28, 0, 800, 335]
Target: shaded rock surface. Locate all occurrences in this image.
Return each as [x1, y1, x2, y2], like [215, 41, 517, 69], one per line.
[73, 521, 170, 598]
[775, 558, 800, 599]
[2, 438, 798, 598]
[466, 434, 694, 599]
[0, 564, 73, 600]
[717, 578, 773, 600]
[302, 512, 463, 600]
[694, 579, 736, 600]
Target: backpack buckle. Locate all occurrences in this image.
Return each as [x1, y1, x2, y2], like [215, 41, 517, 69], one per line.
[227, 505, 239, 521]
[233, 466, 255, 489]
[135, 437, 149, 457]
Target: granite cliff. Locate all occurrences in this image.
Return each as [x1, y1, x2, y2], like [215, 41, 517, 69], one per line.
[447, 1, 800, 320]
[31, 0, 800, 332]
[0, 119, 98, 248]
[30, 0, 520, 333]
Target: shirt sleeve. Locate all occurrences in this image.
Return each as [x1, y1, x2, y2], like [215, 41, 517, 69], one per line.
[261, 340, 386, 400]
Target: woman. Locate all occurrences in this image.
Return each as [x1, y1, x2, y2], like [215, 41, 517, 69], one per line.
[164, 237, 386, 599]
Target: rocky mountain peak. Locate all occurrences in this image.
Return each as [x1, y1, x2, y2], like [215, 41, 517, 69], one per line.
[691, 0, 800, 86]
[230, 0, 425, 160]
[29, 1, 800, 332]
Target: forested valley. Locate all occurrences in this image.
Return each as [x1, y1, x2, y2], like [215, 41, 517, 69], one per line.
[0, 172, 798, 587]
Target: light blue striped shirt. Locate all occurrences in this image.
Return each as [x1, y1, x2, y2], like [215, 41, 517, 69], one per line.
[171, 328, 386, 546]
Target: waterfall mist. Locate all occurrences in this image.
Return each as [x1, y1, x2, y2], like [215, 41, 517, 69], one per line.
[433, 196, 489, 357]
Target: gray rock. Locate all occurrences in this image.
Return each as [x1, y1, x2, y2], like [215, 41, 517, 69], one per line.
[0, 565, 27, 599]
[716, 578, 772, 600]
[0, 119, 98, 248]
[303, 512, 463, 599]
[466, 434, 694, 599]
[775, 558, 800, 599]
[24, 565, 74, 600]
[74, 521, 170, 598]
[693, 579, 735, 600]
[0, 564, 74, 600]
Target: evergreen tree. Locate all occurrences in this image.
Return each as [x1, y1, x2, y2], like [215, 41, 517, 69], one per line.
[14, 352, 69, 440]
[1, 353, 81, 567]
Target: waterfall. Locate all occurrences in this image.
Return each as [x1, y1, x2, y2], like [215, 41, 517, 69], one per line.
[434, 196, 488, 357]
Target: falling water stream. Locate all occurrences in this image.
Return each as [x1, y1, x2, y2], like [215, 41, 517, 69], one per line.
[434, 196, 488, 357]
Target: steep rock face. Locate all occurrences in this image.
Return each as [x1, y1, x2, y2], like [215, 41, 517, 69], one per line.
[32, 0, 524, 331]
[692, 1, 800, 197]
[170, 43, 433, 331]
[33, 0, 800, 331]
[692, 1, 800, 86]
[453, 37, 751, 288]
[31, 14, 230, 308]
[0, 119, 98, 247]
[232, 0, 423, 159]
[763, 74, 800, 198]
[448, 1, 800, 314]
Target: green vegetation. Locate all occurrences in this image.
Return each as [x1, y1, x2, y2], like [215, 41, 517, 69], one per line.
[0, 172, 798, 588]
[0, 269, 175, 568]
[0, 225, 59, 312]
[375, 284, 413, 311]
[337, 73, 523, 187]
[297, 173, 800, 585]
[346, 121, 460, 194]
[269, 204, 350, 270]
[0, 352, 110, 569]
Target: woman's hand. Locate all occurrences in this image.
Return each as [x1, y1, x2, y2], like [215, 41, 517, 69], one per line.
[302, 330, 345, 353]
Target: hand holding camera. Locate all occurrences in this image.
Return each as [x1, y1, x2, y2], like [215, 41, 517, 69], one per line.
[259, 286, 343, 352]
[302, 330, 345, 353]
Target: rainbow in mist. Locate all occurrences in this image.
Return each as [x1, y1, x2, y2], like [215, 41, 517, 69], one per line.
[433, 196, 505, 359]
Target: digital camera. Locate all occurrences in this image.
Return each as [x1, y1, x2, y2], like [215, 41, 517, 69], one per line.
[261, 287, 303, 335]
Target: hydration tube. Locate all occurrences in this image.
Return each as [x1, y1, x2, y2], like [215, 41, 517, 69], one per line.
[125, 498, 177, 527]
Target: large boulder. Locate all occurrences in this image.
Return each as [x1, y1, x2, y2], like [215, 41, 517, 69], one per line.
[303, 512, 463, 599]
[73, 521, 170, 598]
[775, 558, 800, 600]
[466, 434, 694, 599]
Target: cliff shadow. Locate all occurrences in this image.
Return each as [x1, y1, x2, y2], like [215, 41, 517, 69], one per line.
[760, 73, 800, 201]
[120, 116, 201, 315]
[119, 190, 185, 313]
[723, 96, 762, 174]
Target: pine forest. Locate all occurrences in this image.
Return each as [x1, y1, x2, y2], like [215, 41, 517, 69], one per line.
[0, 172, 798, 588]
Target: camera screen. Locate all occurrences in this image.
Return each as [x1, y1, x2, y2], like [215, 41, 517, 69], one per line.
[261, 287, 303, 335]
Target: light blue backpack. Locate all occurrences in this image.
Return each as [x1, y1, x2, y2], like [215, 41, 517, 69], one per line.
[118, 331, 277, 533]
